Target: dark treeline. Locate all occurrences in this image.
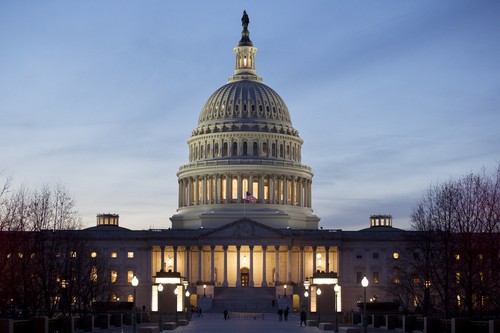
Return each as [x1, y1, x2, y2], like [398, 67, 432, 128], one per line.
[0, 181, 116, 319]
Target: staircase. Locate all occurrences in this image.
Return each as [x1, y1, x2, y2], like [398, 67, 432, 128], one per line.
[207, 287, 278, 313]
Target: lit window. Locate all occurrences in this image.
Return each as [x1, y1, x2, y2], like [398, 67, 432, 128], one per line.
[455, 254, 460, 260]
[90, 267, 98, 282]
[128, 294, 134, 302]
[18, 253, 23, 258]
[456, 272, 461, 284]
[70, 251, 77, 258]
[127, 252, 134, 259]
[111, 271, 118, 283]
[91, 251, 97, 258]
[393, 252, 399, 260]
[478, 254, 483, 260]
[111, 252, 118, 258]
[128, 271, 134, 283]
[373, 272, 379, 284]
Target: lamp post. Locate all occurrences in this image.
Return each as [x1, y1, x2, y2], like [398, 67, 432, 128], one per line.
[284, 284, 287, 297]
[361, 276, 369, 333]
[158, 283, 164, 332]
[334, 284, 340, 332]
[424, 280, 431, 317]
[131, 275, 139, 333]
[203, 284, 206, 297]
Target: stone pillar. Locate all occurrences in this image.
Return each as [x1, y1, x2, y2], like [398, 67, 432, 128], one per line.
[291, 176, 296, 205]
[261, 246, 267, 287]
[160, 246, 165, 271]
[202, 175, 207, 204]
[259, 175, 264, 203]
[173, 246, 178, 272]
[223, 246, 228, 287]
[275, 246, 280, 285]
[299, 246, 305, 283]
[249, 245, 254, 287]
[287, 246, 292, 283]
[325, 246, 330, 273]
[194, 177, 199, 205]
[236, 245, 241, 286]
[225, 174, 231, 203]
[237, 175, 242, 203]
[187, 177, 192, 206]
[198, 246, 203, 283]
[210, 245, 215, 284]
[312, 246, 317, 273]
[185, 246, 190, 282]
[284, 176, 289, 205]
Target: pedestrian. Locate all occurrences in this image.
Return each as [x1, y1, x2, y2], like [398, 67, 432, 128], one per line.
[284, 306, 289, 321]
[223, 309, 228, 321]
[278, 308, 283, 321]
[300, 308, 307, 327]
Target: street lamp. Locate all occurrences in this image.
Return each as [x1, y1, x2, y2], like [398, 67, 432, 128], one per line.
[284, 284, 287, 297]
[158, 283, 164, 332]
[361, 276, 369, 333]
[203, 284, 206, 297]
[334, 284, 340, 332]
[131, 276, 139, 333]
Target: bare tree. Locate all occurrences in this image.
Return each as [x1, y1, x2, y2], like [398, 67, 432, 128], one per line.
[408, 164, 500, 318]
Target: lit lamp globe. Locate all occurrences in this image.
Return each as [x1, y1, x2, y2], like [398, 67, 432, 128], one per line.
[361, 277, 369, 288]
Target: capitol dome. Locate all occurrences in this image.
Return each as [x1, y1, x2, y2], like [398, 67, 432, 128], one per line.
[171, 11, 319, 230]
[196, 80, 297, 136]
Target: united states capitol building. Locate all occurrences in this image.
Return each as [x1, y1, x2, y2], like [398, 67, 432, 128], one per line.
[83, 12, 410, 314]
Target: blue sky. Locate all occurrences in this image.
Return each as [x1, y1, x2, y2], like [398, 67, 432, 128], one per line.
[1, 1, 499, 231]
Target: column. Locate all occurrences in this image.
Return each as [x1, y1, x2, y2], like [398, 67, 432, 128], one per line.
[225, 174, 231, 204]
[202, 175, 207, 204]
[259, 175, 264, 203]
[215, 174, 221, 204]
[249, 245, 254, 287]
[325, 246, 330, 273]
[173, 246, 178, 272]
[195, 177, 199, 205]
[160, 246, 165, 272]
[237, 175, 242, 203]
[223, 246, 228, 287]
[198, 246, 203, 283]
[187, 177, 192, 206]
[210, 245, 215, 284]
[287, 246, 292, 283]
[299, 246, 304, 282]
[275, 246, 280, 285]
[261, 246, 267, 287]
[312, 246, 317, 274]
[291, 176, 296, 206]
[185, 246, 190, 283]
[236, 245, 241, 287]
[284, 177, 289, 205]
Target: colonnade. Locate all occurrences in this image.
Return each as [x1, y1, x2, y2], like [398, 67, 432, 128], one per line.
[155, 244, 337, 287]
[178, 174, 312, 208]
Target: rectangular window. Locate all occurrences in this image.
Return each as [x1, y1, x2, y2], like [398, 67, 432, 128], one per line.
[127, 252, 134, 259]
[373, 272, 379, 284]
[111, 252, 118, 258]
[128, 271, 134, 283]
[372, 253, 379, 259]
[356, 272, 363, 284]
[111, 271, 118, 283]
[356, 254, 363, 259]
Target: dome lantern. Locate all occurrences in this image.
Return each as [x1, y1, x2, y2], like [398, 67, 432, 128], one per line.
[229, 11, 262, 83]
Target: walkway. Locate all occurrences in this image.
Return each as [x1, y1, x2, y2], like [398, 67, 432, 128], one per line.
[92, 312, 389, 333]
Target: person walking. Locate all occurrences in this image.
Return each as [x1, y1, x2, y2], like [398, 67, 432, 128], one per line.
[284, 307, 289, 321]
[300, 308, 307, 327]
[223, 309, 228, 321]
[278, 308, 283, 321]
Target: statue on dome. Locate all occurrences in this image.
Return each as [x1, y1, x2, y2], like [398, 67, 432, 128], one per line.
[242, 10, 249, 29]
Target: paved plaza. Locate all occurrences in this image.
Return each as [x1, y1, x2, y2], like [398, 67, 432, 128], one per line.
[92, 312, 388, 333]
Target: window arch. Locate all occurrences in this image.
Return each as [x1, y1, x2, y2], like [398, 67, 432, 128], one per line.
[253, 142, 258, 156]
[242, 142, 248, 155]
[232, 142, 238, 156]
[222, 142, 228, 157]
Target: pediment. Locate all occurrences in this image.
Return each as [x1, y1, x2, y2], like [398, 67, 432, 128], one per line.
[201, 218, 288, 240]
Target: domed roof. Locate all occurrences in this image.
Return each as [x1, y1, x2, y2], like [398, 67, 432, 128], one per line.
[197, 80, 293, 129]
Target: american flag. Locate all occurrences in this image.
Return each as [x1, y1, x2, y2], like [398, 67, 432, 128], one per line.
[245, 191, 257, 204]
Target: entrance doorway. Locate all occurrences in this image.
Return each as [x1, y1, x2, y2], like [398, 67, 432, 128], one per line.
[241, 267, 249, 287]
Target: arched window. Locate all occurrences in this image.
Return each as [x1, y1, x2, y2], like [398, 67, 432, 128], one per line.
[222, 142, 228, 157]
[242, 142, 248, 155]
[279, 144, 284, 158]
[262, 142, 268, 156]
[214, 143, 219, 157]
[271, 143, 276, 157]
[253, 142, 258, 156]
[207, 144, 211, 158]
[232, 142, 238, 156]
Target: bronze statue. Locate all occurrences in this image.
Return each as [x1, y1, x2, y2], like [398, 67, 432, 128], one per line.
[242, 10, 249, 29]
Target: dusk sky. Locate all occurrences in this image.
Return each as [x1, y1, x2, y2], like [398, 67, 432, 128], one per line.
[1, 1, 499, 231]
